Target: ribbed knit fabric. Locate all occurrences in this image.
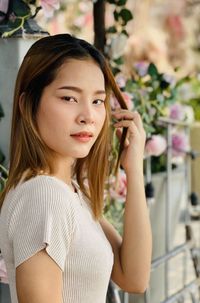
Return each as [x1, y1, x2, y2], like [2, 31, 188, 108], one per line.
[0, 175, 114, 303]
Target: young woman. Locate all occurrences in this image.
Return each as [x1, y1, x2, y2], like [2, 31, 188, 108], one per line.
[0, 34, 152, 303]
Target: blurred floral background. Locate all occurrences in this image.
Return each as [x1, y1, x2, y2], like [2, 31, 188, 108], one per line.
[0, 2, 200, 295]
[1, 0, 200, 232]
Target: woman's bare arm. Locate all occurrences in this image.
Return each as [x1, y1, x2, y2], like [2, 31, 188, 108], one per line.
[100, 110, 152, 293]
[16, 249, 63, 303]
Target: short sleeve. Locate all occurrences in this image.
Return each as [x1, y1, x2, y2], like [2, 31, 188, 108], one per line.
[9, 177, 76, 271]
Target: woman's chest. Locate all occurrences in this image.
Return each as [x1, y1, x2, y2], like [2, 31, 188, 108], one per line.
[66, 199, 114, 276]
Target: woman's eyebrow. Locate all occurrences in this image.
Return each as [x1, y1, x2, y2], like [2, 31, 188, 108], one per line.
[57, 86, 106, 95]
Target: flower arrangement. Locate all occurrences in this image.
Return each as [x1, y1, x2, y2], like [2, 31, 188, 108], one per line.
[104, 61, 197, 232]
[110, 62, 195, 163]
[0, 0, 60, 37]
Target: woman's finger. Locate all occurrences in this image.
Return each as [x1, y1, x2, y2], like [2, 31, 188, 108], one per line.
[112, 110, 145, 134]
[114, 119, 138, 131]
[132, 112, 144, 133]
[116, 128, 129, 147]
[111, 110, 136, 121]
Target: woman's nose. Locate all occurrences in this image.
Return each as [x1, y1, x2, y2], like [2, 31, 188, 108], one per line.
[77, 105, 95, 124]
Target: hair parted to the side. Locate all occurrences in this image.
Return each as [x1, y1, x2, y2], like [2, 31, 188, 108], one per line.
[0, 34, 128, 219]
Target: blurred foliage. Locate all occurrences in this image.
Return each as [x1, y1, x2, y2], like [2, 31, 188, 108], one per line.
[177, 76, 200, 121]
[0, 164, 8, 192]
[190, 99, 200, 121]
[104, 200, 124, 236]
[124, 63, 176, 134]
[106, 0, 133, 35]
[117, 62, 198, 134]
[0, 0, 48, 37]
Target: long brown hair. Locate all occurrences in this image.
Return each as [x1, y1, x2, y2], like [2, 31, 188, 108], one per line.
[0, 34, 127, 220]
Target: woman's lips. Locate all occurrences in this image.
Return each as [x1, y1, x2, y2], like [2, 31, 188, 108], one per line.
[71, 135, 92, 142]
[70, 132, 93, 143]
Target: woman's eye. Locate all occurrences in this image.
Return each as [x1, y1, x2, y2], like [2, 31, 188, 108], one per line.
[61, 96, 77, 102]
[93, 99, 105, 105]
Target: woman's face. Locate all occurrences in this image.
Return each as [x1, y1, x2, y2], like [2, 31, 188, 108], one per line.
[36, 59, 106, 162]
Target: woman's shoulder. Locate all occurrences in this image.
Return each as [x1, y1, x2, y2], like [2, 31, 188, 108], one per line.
[4, 175, 77, 213]
[15, 175, 73, 194]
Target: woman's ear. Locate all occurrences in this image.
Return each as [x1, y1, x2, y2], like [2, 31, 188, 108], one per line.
[19, 92, 25, 116]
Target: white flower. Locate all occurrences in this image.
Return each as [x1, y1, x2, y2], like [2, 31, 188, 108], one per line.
[110, 34, 128, 59]
[183, 105, 194, 124]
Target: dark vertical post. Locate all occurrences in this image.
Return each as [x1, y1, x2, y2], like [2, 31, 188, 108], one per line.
[93, 0, 106, 54]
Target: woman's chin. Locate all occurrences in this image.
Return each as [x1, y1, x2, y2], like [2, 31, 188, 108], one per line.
[70, 149, 90, 159]
[77, 152, 90, 159]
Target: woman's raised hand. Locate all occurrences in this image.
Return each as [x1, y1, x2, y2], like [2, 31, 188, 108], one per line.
[112, 109, 146, 174]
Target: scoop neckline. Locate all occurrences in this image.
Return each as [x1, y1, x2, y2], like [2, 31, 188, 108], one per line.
[37, 175, 79, 195]
[18, 174, 90, 209]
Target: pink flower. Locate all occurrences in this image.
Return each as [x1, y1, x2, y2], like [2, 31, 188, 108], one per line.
[0, 0, 9, 21]
[109, 170, 127, 202]
[172, 132, 189, 156]
[73, 13, 92, 28]
[0, 257, 9, 284]
[73, 15, 86, 28]
[110, 92, 133, 111]
[78, 2, 89, 13]
[166, 15, 185, 40]
[39, 0, 60, 18]
[110, 95, 121, 111]
[134, 61, 149, 77]
[122, 92, 134, 110]
[169, 103, 185, 121]
[145, 135, 167, 157]
[115, 74, 126, 88]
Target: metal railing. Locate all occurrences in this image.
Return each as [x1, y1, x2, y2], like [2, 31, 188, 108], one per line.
[107, 118, 200, 303]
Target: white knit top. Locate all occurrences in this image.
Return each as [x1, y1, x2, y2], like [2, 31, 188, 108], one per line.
[0, 175, 114, 303]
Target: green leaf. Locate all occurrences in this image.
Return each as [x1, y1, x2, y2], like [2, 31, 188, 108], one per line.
[119, 8, 133, 24]
[0, 103, 4, 119]
[142, 112, 151, 124]
[160, 80, 170, 90]
[121, 29, 129, 36]
[113, 9, 119, 21]
[107, 0, 117, 4]
[143, 124, 156, 134]
[125, 79, 135, 92]
[12, 0, 30, 17]
[0, 149, 5, 165]
[113, 56, 124, 65]
[175, 76, 190, 88]
[0, 11, 5, 18]
[107, 26, 117, 34]
[112, 67, 121, 75]
[117, 0, 127, 6]
[148, 63, 158, 78]
[29, 0, 37, 4]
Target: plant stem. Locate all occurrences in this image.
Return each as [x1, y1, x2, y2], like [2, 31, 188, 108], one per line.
[2, 13, 31, 38]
